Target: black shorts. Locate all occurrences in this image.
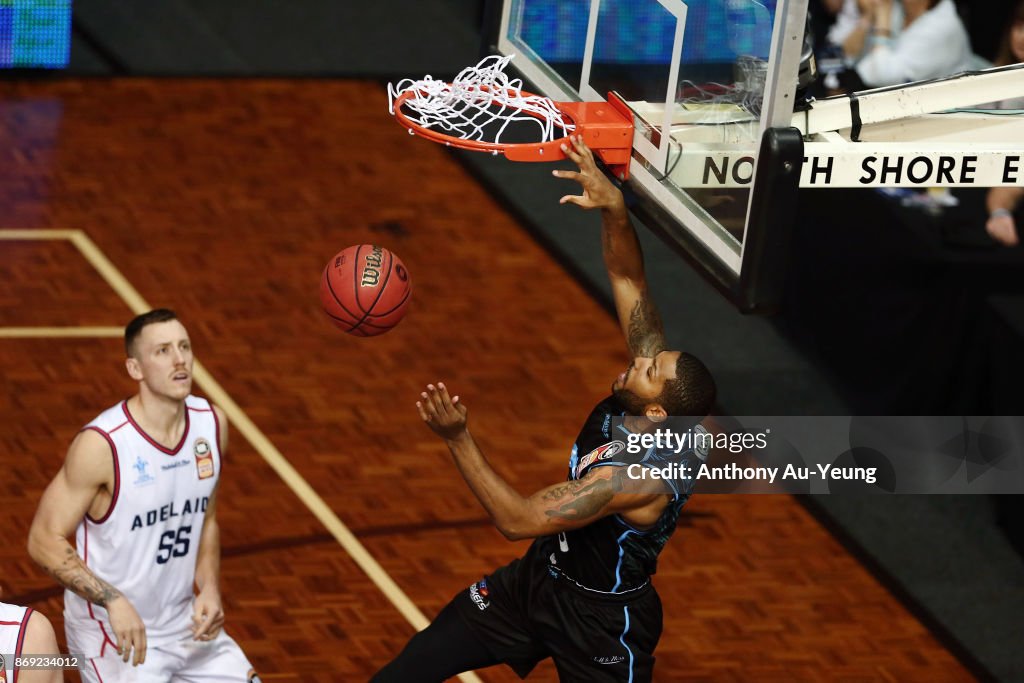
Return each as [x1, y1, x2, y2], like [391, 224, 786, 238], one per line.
[452, 557, 663, 682]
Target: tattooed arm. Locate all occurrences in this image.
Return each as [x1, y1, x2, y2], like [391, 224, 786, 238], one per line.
[554, 136, 666, 357]
[418, 383, 662, 540]
[27, 429, 149, 665]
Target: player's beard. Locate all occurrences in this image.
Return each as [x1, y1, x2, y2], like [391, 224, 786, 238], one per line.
[612, 386, 646, 416]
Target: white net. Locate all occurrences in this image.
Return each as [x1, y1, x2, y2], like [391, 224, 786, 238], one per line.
[388, 55, 574, 147]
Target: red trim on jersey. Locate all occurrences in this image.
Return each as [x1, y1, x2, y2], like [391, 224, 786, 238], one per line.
[13, 607, 33, 682]
[82, 427, 120, 525]
[84, 522, 94, 625]
[80, 526, 119, 653]
[90, 658, 105, 682]
[98, 622, 117, 652]
[206, 403, 224, 470]
[122, 400, 190, 455]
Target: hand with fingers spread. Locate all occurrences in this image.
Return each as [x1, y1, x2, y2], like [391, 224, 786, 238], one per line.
[106, 595, 147, 666]
[552, 135, 627, 216]
[416, 383, 468, 441]
[191, 585, 225, 642]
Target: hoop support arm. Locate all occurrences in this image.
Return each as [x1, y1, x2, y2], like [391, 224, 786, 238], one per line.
[504, 94, 634, 179]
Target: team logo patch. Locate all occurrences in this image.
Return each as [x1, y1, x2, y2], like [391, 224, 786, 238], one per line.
[468, 577, 491, 611]
[133, 456, 155, 487]
[574, 440, 626, 478]
[194, 438, 215, 480]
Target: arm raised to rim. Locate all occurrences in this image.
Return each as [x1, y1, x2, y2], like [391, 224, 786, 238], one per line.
[553, 135, 667, 358]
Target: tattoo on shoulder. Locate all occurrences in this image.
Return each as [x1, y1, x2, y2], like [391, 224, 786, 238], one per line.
[627, 294, 666, 358]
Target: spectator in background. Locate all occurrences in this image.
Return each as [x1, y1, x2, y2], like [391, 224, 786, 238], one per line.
[828, 0, 899, 51]
[809, 0, 846, 50]
[984, 0, 1024, 247]
[831, 0, 973, 87]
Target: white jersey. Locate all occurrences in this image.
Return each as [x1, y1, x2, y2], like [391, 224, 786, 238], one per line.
[64, 396, 222, 655]
[0, 602, 32, 683]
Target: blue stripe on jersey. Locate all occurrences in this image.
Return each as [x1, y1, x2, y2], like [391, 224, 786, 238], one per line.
[613, 513, 651, 534]
[611, 529, 634, 592]
[568, 444, 579, 479]
[620, 605, 635, 683]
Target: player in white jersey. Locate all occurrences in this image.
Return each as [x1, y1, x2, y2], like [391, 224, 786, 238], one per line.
[27, 309, 259, 683]
[0, 590, 62, 683]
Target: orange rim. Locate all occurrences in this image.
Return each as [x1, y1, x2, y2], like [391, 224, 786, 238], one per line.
[391, 86, 576, 156]
[392, 87, 634, 178]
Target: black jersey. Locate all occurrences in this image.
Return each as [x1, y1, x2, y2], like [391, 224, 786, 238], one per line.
[532, 396, 706, 593]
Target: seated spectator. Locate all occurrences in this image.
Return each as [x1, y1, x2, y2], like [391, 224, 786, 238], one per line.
[829, 0, 901, 53]
[831, 0, 973, 87]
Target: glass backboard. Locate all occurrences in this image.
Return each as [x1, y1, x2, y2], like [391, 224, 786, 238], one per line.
[492, 0, 811, 310]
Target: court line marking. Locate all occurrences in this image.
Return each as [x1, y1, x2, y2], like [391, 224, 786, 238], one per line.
[0, 327, 123, 338]
[2, 229, 480, 683]
[0, 229, 80, 240]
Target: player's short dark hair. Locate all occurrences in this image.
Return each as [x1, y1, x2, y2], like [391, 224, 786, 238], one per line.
[125, 309, 179, 357]
[658, 352, 716, 416]
[615, 352, 716, 417]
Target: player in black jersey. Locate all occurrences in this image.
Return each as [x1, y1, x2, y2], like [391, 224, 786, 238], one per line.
[372, 136, 716, 683]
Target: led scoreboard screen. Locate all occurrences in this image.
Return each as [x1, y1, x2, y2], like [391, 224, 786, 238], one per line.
[0, 0, 71, 68]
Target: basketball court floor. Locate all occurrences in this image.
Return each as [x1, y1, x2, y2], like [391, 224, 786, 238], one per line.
[0, 79, 980, 681]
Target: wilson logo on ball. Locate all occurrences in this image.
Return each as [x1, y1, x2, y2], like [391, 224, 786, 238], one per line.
[320, 244, 411, 337]
[361, 245, 385, 287]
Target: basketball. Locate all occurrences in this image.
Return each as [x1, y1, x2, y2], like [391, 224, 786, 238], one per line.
[320, 244, 412, 336]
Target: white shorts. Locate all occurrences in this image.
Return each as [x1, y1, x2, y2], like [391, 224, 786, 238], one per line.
[76, 632, 257, 683]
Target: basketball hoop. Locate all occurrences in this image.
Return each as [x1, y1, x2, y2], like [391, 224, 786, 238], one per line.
[388, 55, 635, 179]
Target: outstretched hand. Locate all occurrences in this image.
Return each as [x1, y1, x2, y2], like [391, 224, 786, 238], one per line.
[416, 383, 468, 441]
[552, 135, 626, 215]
